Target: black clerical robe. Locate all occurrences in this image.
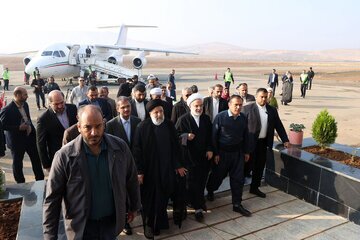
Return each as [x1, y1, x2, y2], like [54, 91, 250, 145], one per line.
[133, 118, 184, 232]
[175, 113, 213, 210]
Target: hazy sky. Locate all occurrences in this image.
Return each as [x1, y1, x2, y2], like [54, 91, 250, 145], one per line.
[1, 0, 359, 53]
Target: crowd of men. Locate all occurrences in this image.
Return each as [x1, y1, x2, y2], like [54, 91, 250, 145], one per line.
[0, 68, 295, 239]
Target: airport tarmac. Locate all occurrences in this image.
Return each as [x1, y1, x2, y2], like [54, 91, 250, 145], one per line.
[0, 66, 359, 184]
[1, 66, 360, 239]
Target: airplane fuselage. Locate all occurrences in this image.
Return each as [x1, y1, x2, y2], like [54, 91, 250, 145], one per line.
[24, 43, 121, 79]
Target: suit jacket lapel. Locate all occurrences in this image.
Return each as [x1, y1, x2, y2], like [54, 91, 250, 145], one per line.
[115, 116, 129, 145]
[130, 116, 137, 143]
[49, 110, 66, 130]
[252, 104, 261, 132]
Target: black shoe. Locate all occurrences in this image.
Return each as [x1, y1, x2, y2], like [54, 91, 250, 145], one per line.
[202, 204, 208, 212]
[195, 211, 204, 222]
[207, 191, 214, 201]
[144, 226, 153, 239]
[154, 228, 160, 236]
[233, 205, 252, 217]
[250, 188, 266, 198]
[123, 222, 132, 235]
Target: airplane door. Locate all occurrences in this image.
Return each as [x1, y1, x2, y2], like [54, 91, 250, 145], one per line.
[69, 45, 80, 65]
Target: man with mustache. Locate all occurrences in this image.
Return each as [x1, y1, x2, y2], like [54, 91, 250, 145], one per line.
[133, 99, 187, 238]
[43, 105, 140, 239]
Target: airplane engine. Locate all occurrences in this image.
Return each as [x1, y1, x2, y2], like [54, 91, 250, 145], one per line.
[23, 55, 32, 66]
[132, 55, 147, 69]
[107, 54, 123, 65]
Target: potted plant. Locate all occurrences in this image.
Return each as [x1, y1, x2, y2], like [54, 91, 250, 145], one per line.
[288, 123, 305, 146]
[311, 109, 337, 151]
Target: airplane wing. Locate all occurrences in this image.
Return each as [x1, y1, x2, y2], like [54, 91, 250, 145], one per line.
[94, 44, 198, 55]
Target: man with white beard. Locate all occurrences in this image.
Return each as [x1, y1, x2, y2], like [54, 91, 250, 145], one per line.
[133, 99, 187, 238]
[175, 93, 213, 222]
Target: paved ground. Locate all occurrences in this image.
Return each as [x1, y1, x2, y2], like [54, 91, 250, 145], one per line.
[119, 185, 360, 240]
[1, 69, 360, 239]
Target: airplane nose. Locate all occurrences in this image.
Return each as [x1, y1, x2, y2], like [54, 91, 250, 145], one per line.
[25, 63, 34, 75]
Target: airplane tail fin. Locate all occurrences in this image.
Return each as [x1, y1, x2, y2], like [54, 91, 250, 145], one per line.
[98, 25, 157, 46]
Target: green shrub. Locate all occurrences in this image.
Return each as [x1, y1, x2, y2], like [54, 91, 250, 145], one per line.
[312, 109, 337, 149]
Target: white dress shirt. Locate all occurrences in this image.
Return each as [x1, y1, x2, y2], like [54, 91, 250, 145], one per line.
[257, 103, 268, 139]
[135, 100, 146, 121]
[212, 97, 219, 121]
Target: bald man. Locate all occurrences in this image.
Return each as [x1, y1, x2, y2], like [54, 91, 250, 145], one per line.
[0, 87, 44, 183]
[43, 105, 140, 239]
[36, 90, 77, 171]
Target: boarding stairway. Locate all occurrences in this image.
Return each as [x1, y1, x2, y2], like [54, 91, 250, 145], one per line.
[68, 45, 137, 80]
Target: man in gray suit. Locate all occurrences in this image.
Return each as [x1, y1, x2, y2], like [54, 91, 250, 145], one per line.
[105, 96, 141, 235]
[236, 83, 255, 106]
[242, 88, 289, 198]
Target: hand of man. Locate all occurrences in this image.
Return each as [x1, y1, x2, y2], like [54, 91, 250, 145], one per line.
[284, 142, 290, 148]
[244, 154, 250, 162]
[176, 167, 188, 177]
[206, 151, 213, 160]
[137, 174, 144, 184]
[45, 168, 51, 173]
[214, 155, 220, 165]
[127, 211, 137, 223]
[19, 123, 28, 131]
[187, 133, 195, 141]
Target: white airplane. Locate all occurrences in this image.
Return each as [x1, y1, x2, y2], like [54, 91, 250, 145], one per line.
[24, 25, 195, 80]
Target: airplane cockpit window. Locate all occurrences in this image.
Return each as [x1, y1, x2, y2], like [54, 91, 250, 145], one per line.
[59, 51, 66, 57]
[53, 51, 61, 57]
[41, 51, 53, 56]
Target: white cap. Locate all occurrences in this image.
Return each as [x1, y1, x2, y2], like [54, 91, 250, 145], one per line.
[267, 87, 273, 92]
[150, 87, 162, 96]
[187, 93, 203, 106]
[147, 74, 156, 81]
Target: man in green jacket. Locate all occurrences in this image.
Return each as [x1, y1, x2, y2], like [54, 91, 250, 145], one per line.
[223, 68, 234, 89]
[2, 67, 10, 91]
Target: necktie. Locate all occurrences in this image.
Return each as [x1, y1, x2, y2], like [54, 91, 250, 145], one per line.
[124, 120, 131, 143]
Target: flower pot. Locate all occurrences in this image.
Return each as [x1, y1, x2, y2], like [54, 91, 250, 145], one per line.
[288, 130, 303, 146]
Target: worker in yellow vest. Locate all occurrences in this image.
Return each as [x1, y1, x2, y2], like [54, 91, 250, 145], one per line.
[2, 67, 10, 91]
[223, 68, 234, 89]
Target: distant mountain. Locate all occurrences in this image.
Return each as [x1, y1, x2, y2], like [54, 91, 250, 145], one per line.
[174, 42, 360, 62]
[1, 40, 359, 62]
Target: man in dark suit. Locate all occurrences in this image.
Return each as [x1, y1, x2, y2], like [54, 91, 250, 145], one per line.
[175, 93, 213, 222]
[36, 90, 77, 171]
[0, 87, 44, 183]
[106, 96, 141, 152]
[171, 87, 192, 124]
[267, 69, 279, 96]
[242, 88, 290, 198]
[203, 84, 228, 122]
[236, 83, 255, 106]
[78, 86, 112, 122]
[105, 96, 141, 235]
[100, 86, 117, 118]
[130, 84, 149, 121]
